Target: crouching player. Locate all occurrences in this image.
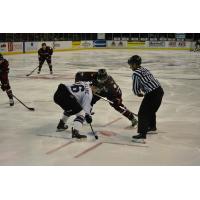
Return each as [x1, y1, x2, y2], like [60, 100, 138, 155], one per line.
[75, 69, 138, 127]
[54, 81, 94, 139]
[0, 54, 14, 106]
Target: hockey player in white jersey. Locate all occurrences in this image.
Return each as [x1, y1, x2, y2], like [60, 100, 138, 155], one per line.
[54, 81, 94, 139]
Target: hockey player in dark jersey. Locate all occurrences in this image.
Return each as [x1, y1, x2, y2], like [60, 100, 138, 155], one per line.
[75, 69, 138, 127]
[194, 39, 200, 52]
[37, 43, 53, 74]
[0, 54, 14, 106]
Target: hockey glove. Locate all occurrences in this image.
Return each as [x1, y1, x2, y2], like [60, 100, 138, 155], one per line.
[113, 98, 122, 106]
[1, 83, 9, 91]
[85, 114, 92, 124]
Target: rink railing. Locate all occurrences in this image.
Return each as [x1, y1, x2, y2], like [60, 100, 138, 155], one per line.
[0, 40, 195, 55]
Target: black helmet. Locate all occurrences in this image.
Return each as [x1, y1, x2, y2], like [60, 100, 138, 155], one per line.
[42, 43, 46, 46]
[128, 55, 142, 65]
[0, 53, 4, 61]
[97, 69, 108, 83]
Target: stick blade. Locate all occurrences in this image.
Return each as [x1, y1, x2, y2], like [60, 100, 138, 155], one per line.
[28, 107, 35, 111]
[95, 135, 98, 140]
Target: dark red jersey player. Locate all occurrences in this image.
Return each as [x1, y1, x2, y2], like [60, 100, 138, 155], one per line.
[75, 69, 138, 127]
[0, 54, 14, 106]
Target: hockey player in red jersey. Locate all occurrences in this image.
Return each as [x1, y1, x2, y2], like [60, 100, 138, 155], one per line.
[37, 43, 53, 74]
[54, 81, 94, 139]
[0, 54, 14, 106]
[75, 69, 138, 127]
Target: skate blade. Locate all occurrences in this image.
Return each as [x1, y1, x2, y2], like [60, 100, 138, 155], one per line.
[72, 137, 87, 142]
[56, 128, 68, 132]
[147, 131, 158, 135]
[132, 139, 146, 144]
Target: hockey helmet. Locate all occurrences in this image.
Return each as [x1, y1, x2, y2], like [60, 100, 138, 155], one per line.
[128, 55, 142, 66]
[97, 69, 108, 83]
[42, 43, 47, 47]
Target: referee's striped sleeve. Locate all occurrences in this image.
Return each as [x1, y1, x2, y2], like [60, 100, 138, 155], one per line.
[132, 74, 141, 95]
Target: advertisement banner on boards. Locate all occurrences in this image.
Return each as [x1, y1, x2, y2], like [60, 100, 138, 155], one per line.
[177, 41, 186, 47]
[80, 41, 93, 48]
[107, 40, 127, 47]
[0, 43, 8, 52]
[93, 40, 106, 47]
[52, 41, 72, 49]
[127, 41, 145, 48]
[8, 42, 13, 51]
[149, 41, 165, 47]
[72, 41, 81, 48]
[25, 42, 38, 52]
[12, 42, 23, 52]
[168, 41, 177, 47]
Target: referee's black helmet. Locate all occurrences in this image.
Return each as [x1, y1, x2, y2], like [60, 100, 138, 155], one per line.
[128, 55, 142, 65]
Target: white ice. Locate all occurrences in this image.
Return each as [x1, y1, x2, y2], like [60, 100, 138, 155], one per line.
[0, 49, 200, 165]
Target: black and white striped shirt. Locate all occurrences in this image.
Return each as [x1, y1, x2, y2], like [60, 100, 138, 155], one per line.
[132, 67, 161, 95]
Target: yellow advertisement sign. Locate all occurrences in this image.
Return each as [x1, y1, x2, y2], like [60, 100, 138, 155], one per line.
[72, 41, 81, 48]
[128, 41, 145, 47]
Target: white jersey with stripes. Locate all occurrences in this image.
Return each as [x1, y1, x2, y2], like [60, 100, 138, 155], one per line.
[65, 81, 92, 115]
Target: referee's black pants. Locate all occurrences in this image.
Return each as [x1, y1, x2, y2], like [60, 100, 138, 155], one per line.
[137, 86, 164, 138]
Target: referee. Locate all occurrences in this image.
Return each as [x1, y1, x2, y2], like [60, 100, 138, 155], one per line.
[128, 55, 164, 143]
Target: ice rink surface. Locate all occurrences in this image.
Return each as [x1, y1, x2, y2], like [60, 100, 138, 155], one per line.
[0, 49, 200, 165]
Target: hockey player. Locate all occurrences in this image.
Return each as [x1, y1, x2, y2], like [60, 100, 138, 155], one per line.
[0, 54, 14, 106]
[54, 81, 93, 139]
[37, 43, 53, 74]
[194, 39, 200, 52]
[128, 55, 164, 143]
[75, 69, 138, 127]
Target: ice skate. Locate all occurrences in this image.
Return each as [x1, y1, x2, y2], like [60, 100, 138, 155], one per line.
[132, 134, 146, 144]
[72, 128, 87, 140]
[131, 117, 138, 127]
[9, 98, 14, 106]
[56, 119, 68, 132]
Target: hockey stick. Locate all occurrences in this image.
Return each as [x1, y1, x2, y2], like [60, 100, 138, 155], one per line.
[89, 123, 98, 140]
[94, 93, 138, 117]
[26, 66, 39, 77]
[12, 94, 35, 111]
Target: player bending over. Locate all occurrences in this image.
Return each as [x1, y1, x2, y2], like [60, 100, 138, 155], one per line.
[38, 43, 53, 74]
[75, 69, 138, 127]
[54, 81, 93, 139]
[0, 54, 14, 106]
[128, 55, 164, 143]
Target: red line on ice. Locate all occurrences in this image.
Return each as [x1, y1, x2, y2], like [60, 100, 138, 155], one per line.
[46, 141, 74, 155]
[102, 141, 148, 148]
[74, 142, 103, 158]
